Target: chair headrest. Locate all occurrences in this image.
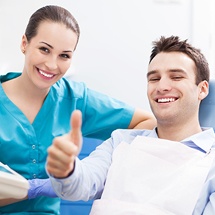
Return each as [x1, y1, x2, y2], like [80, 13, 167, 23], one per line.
[199, 79, 215, 131]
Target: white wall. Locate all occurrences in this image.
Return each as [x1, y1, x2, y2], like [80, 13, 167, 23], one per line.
[0, 0, 214, 111]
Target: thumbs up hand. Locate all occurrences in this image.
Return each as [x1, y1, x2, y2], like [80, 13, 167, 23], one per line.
[46, 110, 83, 178]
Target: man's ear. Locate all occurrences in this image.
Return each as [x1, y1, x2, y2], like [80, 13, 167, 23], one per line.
[198, 80, 209, 100]
[20, 35, 28, 54]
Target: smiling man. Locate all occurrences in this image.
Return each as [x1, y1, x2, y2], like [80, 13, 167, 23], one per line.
[46, 36, 215, 215]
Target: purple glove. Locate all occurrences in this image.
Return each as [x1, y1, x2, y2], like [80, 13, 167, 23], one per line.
[28, 178, 58, 199]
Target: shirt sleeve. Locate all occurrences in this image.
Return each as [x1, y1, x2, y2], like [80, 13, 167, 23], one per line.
[192, 156, 215, 215]
[202, 193, 215, 215]
[49, 137, 114, 201]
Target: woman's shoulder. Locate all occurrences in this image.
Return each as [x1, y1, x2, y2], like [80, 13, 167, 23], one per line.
[0, 72, 21, 82]
[53, 77, 87, 98]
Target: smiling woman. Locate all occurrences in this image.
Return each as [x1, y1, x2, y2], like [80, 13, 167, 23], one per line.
[1, 24, 76, 123]
[21, 21, 77, 91]
[2, 6, 80, 124]
[0, 5, 156, 215]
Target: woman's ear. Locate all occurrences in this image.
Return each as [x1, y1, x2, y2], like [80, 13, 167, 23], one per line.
[20, 35, 28, 54]
[198, 80, 209, 100]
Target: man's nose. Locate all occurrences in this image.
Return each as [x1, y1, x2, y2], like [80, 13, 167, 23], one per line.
[157, 77, 172, 92]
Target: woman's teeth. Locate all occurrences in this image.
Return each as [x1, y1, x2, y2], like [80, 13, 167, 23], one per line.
[39, 70, 54, 78]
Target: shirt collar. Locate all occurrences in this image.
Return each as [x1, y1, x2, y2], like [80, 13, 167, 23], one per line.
[182, 128, 215, 153]
[148, 127, 215, 154]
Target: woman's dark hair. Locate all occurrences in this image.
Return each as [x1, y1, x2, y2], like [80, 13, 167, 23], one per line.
[25, 5, 80, 50]
[149, 36, 210, 84]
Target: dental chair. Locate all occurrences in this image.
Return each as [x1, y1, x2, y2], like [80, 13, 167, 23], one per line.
[199, 79, 215, 131]
[60, 79, 215, 215]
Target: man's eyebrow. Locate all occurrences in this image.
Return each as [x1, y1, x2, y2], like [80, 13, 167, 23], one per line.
[147, 70, 157, 78]
[39, 41, 73, 53]
[168, 69, 187, 75]
[147, 69, 187, 78]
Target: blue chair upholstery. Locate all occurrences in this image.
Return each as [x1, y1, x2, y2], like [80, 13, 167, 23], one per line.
[199, 79, 215, 131]
[60, 137, 103, 215]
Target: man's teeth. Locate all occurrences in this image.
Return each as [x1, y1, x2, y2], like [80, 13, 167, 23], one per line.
[39, 70, 54, 78]
[158, 98, 175, 103]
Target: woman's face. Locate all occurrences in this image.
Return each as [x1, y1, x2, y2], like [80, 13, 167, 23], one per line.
[21, 21, 78, 90]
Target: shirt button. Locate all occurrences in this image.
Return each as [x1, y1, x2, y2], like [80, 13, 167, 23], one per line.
[32, 159, 36, 163]
[32, 145, 35, 149]
[33, 174, 36, 178]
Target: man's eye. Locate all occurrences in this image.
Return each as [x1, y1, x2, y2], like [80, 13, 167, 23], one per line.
[39, 47, 49, 53]
[148, 77, 160, 82]
[172, 76, 183, 80]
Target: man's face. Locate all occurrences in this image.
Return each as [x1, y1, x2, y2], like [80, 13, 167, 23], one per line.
[147, 51, 206, 126]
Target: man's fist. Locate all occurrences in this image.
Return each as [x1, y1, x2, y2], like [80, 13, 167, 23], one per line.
[46, 110, 82, 178]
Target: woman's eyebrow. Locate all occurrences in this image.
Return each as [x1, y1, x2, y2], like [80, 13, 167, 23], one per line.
[39, 41, 73, 53]
[40, 41, 53, 49]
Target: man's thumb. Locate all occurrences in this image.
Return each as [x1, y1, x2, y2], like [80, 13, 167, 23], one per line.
[70, 110, 82, 153]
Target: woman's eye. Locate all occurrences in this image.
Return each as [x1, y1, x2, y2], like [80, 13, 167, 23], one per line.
[39, 47, 49, 53]
[60, 54, 71, 59]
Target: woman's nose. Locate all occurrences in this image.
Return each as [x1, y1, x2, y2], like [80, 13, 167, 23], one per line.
[45, 56, 58, 70]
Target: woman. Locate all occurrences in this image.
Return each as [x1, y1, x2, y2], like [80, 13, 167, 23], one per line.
[0, 5, 155, 214]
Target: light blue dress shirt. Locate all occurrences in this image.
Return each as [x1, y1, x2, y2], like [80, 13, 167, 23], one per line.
[0, 72, 134, 215]
[50, 128, 215, 214]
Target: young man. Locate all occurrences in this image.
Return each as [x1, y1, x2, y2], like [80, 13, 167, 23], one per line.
[46, 36, 215, 215]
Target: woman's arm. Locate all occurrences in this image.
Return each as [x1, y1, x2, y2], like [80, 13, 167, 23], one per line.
[128, 108, 156, 129]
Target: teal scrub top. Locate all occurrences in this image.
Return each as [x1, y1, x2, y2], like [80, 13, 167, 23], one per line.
[0, 72, 134, 214]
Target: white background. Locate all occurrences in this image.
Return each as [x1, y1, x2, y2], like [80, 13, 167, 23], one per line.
[0, 0, 214, 111]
